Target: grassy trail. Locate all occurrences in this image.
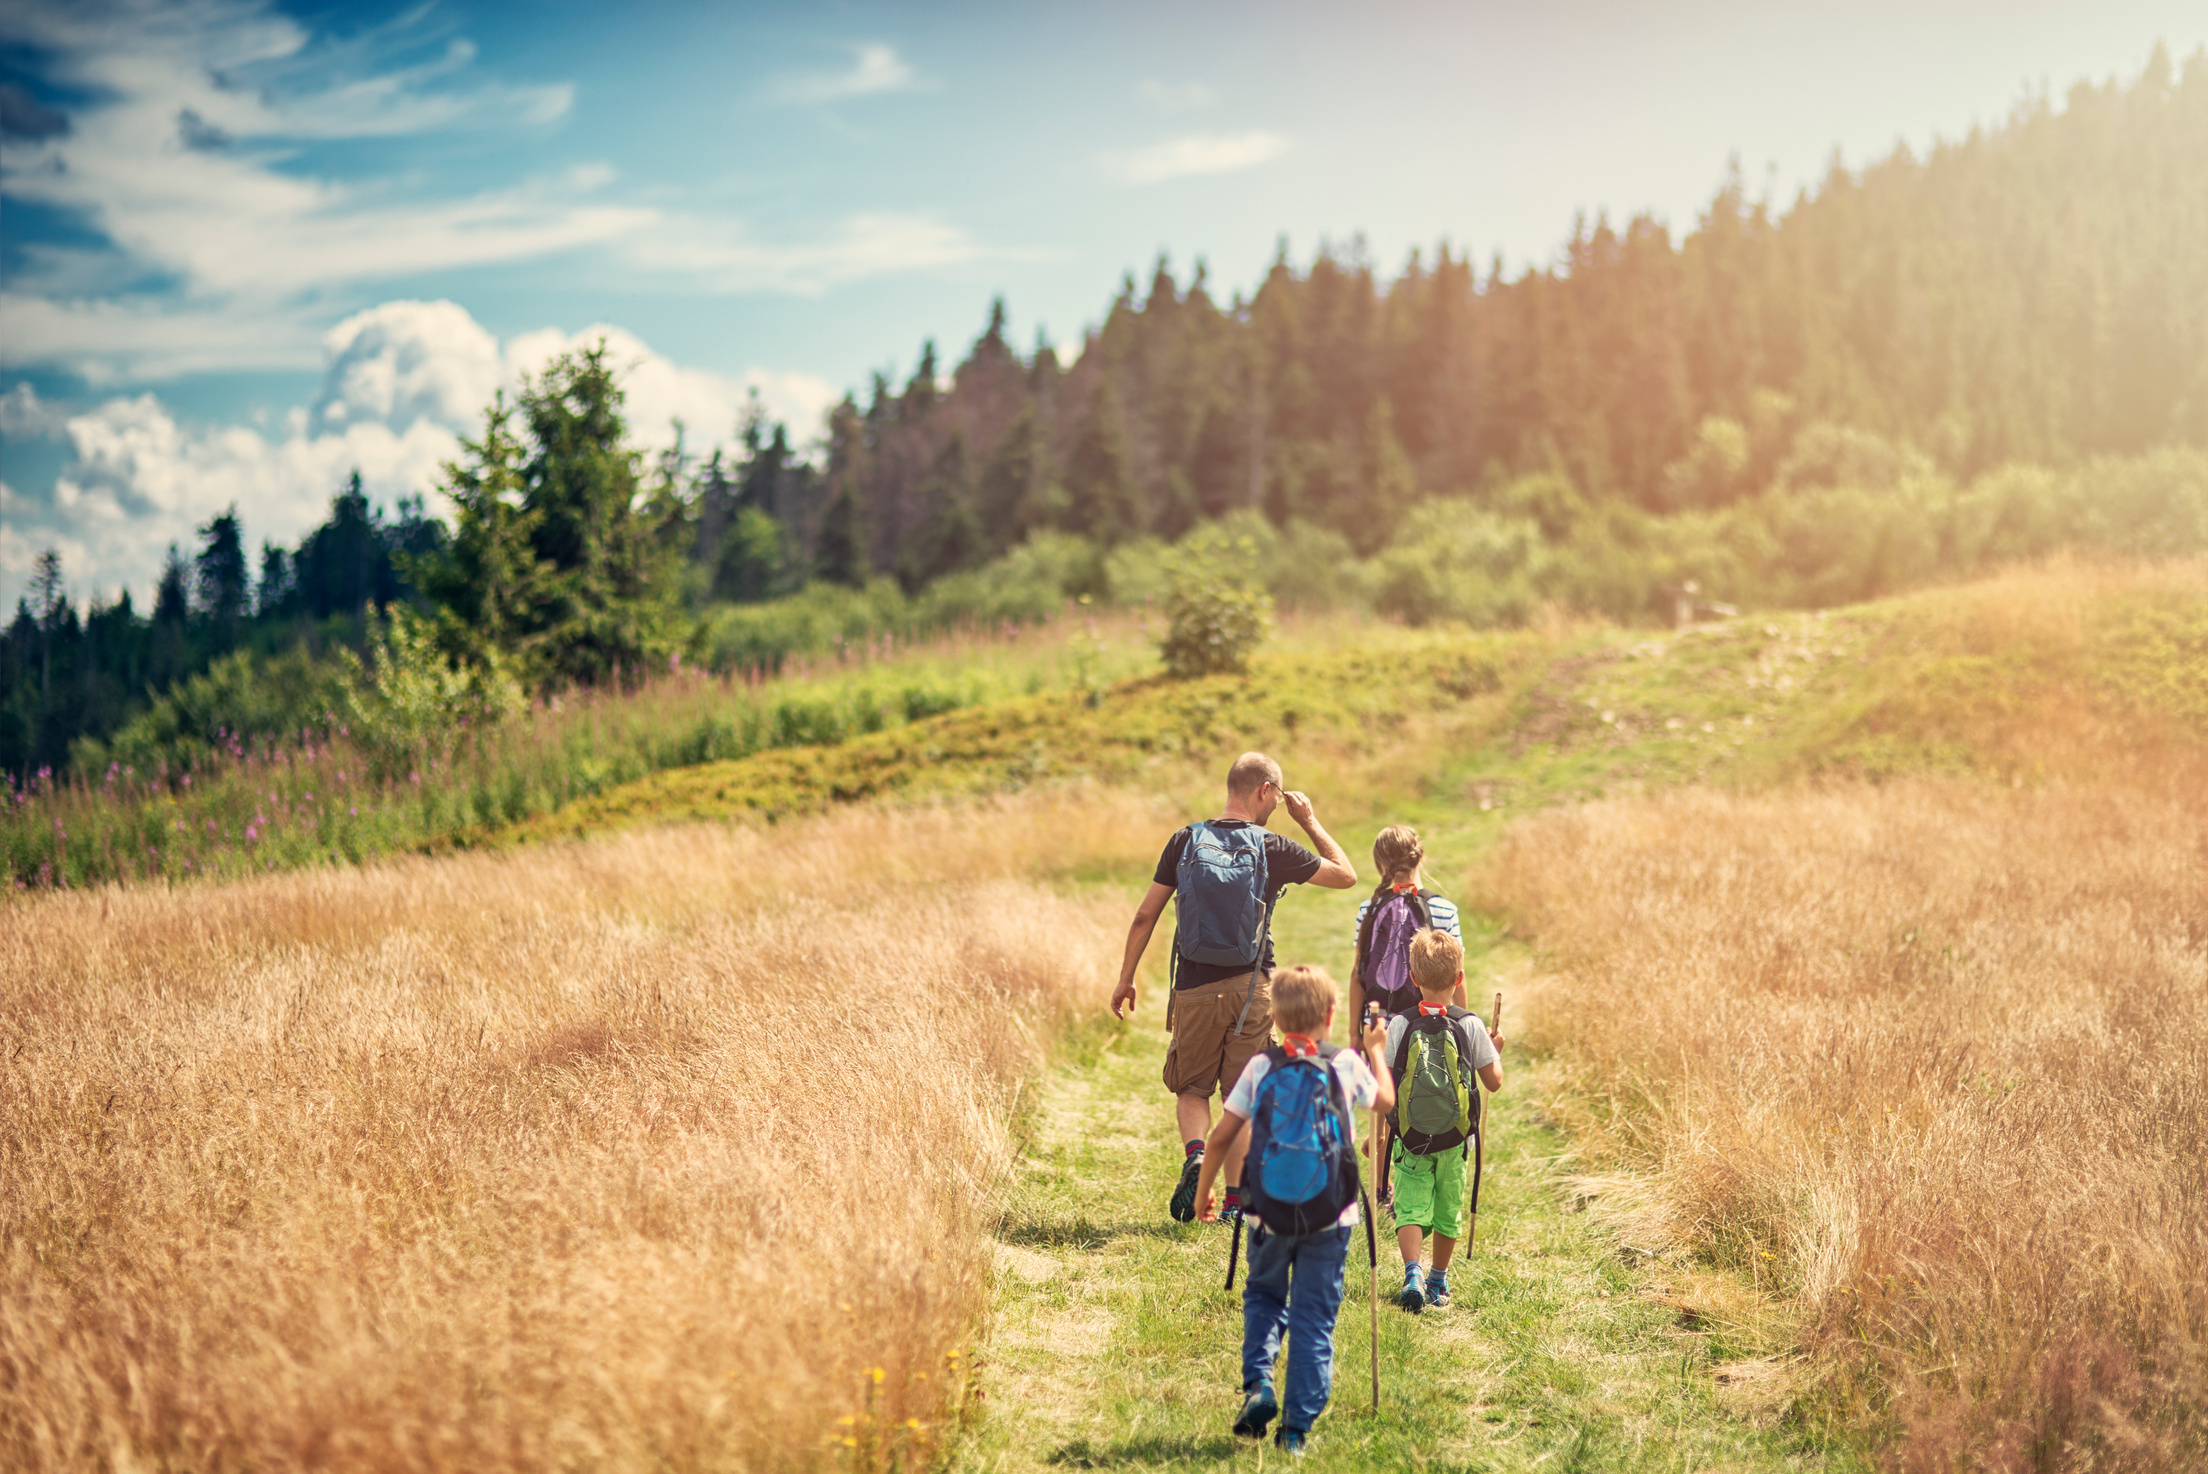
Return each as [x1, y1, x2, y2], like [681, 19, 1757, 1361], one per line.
[962, 889, 1855, 1472]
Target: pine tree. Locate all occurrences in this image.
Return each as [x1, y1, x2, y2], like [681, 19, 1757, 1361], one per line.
[1064, 385, 1141, 546]
[515, 343, 673, 688]
[193, 506, 250, 636]
[976, 409, 1041, 554]
[409, 392, 545, 670]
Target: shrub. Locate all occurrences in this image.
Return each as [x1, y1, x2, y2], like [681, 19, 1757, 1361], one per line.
[1156, 530, 1274, 678]
[339, 607, 523, 779]
[1371, 499, 1545, 627]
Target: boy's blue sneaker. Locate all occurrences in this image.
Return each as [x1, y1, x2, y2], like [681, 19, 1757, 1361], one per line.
[1397, 1263, 1426, 1313]
[1169, 1149, 1203, 1223]
[1231, 1383, 1277, 1439]
[1425, 1271, 1452, 1309]
[1276, 1428, 1308, 1457]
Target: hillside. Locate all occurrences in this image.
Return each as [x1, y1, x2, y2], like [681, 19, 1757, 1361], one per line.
[515, 557, 2208, 846]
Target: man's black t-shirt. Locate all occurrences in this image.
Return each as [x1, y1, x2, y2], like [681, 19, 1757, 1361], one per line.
[1153, 821, 1323, 989]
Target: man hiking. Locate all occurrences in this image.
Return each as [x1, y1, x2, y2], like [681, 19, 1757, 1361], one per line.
[1110, 751, 1358, 1225]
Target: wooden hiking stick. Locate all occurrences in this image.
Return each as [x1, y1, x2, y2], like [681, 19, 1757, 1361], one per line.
[1366, 1001, 1382, 1412]
[1468, 990, 1502, 1248]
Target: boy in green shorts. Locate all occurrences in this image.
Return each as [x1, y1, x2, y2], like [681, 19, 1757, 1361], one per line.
[1384, 929, 1504, 1311]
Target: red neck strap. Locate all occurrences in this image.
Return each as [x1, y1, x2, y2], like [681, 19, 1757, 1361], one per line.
[1418, 1001, 1449, 1017]
[1391, 881, 1418, 894]
[1280, 1032, 1320, 1058]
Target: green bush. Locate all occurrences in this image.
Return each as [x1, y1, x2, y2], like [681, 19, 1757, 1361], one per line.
[693, 580, 911, 674]
[1371, 500, 1546, 627]
[1157, 530, 1274, 678]
[339, 607, 523, 779]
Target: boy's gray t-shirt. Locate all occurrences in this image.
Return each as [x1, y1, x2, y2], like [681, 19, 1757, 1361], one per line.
[1384, 1010, 1500, 1077]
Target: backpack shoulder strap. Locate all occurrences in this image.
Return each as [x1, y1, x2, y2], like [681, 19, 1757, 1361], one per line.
[1443, 1005, 1480, 1052]
[1407, 889, 1433, 930]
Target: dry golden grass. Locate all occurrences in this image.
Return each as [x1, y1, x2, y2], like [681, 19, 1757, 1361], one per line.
[1480, 777, 2208, 1471]
[0, 791, 1162, 1472]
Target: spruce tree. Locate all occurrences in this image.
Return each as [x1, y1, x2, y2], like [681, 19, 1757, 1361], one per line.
[512, 343, 673, 688]
[1064, 386, 1141, 546]
[409, 392, 546, 670]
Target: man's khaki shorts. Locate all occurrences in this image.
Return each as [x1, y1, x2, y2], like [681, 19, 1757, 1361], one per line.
[1163, 971, 1273, 1099]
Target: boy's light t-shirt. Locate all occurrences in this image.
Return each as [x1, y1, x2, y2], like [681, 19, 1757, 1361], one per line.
[1224, 1046, 1381, 1231]
[1383, 1011, 1501, 1077]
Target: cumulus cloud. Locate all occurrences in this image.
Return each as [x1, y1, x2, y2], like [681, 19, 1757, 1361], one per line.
[1101, 130, 1289, 185]
[773, 43, 924, 103]
[1, 300, 840, 607]
[312, 300, 504, 436]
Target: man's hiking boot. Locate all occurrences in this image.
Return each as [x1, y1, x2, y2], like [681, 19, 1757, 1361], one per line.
[1397, 1263, 1426, 1313]
[1424, 1272, 1452, 1309]
[1276, 1428, 1309, 1457]
[1231, 1384, 1278, 1439]
[1169, 1149, 1204, 1223]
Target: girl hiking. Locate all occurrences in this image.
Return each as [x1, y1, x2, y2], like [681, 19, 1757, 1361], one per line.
[1347, 825, 1462, 1207]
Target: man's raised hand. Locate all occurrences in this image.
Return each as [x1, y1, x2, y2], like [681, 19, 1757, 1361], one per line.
[1282, 789, 1316, 826]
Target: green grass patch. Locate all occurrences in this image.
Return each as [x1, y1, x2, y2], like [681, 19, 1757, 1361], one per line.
[963, 889, 1868, 1471]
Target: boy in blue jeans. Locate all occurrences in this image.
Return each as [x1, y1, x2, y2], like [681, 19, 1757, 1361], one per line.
[1195, 964, 1395, 1456]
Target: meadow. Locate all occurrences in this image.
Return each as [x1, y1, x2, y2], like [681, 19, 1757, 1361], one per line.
[5, 559, 2205, 1471]
[3, 615, 1158, 890]
[0, 794, 1158, 1472]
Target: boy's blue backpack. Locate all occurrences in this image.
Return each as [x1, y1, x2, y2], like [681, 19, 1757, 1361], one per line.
[1242, 1045, 1362, 1235]
[1354, 887, 1434, 1016]
[1174, 821, 1271, 968]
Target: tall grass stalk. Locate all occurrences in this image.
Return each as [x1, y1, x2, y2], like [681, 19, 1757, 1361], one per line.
[0, 791, 1160, 1471]
[1481, 778, 2208, 1470]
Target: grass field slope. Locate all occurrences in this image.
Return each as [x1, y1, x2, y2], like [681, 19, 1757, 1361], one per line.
[5, 559, 2203, 1472]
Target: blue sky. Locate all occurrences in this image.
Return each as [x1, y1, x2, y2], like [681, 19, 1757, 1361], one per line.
[4, 0, 2204, 608]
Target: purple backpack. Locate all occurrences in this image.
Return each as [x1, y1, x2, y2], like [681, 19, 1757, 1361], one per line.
[1355, 888, 1434, 1015]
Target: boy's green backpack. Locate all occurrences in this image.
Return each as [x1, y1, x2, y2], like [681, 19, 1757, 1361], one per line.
[1389, 1008, 1480, 1154]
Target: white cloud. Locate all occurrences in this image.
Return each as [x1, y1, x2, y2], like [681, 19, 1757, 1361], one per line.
[774, 43, 924, 103]
[0, 300, 840, 607]
[313, 300, 504, 436]
[624, 211, 988, 295]
[1137, 79, 1215, 113]
[502, 324, 838, 453]
[0, 5, 979, 384]
[1101, 130, 1289, 185]
[7, 392, 458, 611]
[0, 383, 65, 439]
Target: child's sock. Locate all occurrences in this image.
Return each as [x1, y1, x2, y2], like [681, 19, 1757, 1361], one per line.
[1185, 1139, 1206, 1157]
[1223, 1185, 1240, 1210]
[1402, 1262, 1423, 1286]
[1428, 1268, 1448, 1292]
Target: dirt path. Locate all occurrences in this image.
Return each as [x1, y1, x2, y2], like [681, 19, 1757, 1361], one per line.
[956, 988, 1848, 1471]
